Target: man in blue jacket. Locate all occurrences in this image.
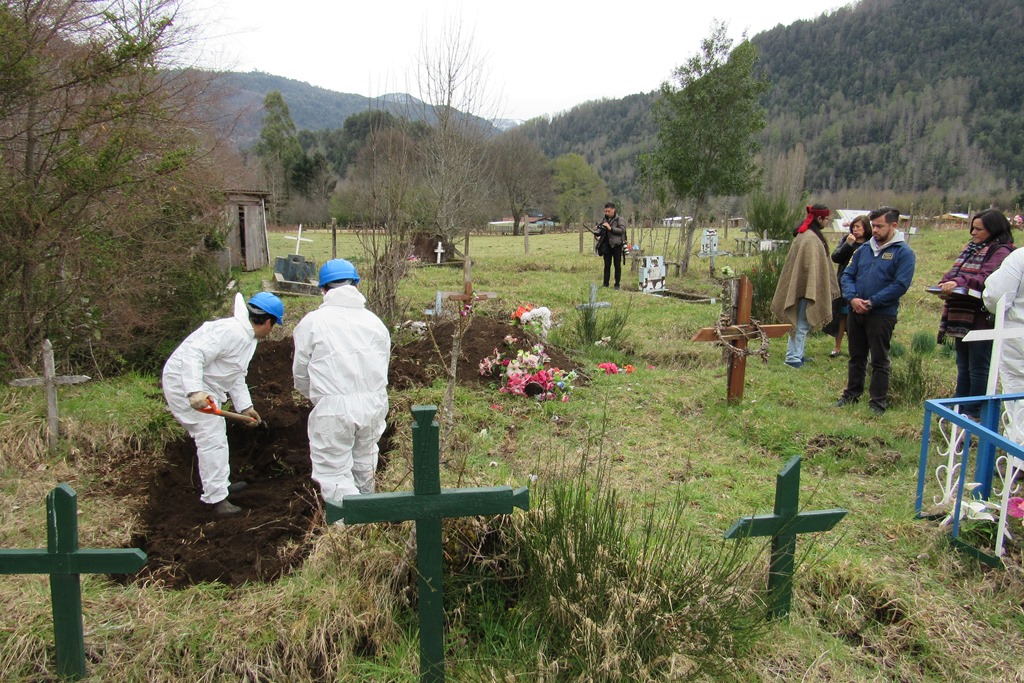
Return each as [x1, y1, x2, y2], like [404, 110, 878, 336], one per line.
[836, 207, 916, 414]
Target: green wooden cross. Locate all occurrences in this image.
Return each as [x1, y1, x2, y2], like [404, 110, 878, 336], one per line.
[326, 405, 529, 683]
[724, 455, 846, 619]
[0, 484, 147, 680]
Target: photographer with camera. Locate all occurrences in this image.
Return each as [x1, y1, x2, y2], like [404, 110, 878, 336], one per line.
[591, 202, 627, 290]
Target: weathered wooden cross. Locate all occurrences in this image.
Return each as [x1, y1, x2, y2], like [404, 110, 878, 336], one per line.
[326, 406, 529, 683]
[434, 241, 446, 264]
[575, 282, 612, 312]
[0, 484, 147, 680]
[439, 258, 498, 308]
[9, 339, 90, 452]
[690, 275, 791, 403]
[724, 456, 847, 620]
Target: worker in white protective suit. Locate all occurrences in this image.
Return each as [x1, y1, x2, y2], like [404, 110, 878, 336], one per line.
[162, 292, 284, 515]
[293, 259, 390, 505]
[984, 247, 1024, 443]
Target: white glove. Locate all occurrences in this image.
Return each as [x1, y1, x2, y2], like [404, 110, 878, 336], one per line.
[188, 392, 212, 410]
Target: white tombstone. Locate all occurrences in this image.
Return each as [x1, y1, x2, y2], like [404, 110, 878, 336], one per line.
[639, 256, 666, 293]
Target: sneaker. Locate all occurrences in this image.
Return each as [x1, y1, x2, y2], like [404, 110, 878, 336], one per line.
[835, 395, 859, 407]
[829, 351, 841, 358]
[214, 500, 242, 516]
[800, 356, 814, 364]
[870, 405, 886, 415]
[227, 481, 248, 494]
[785, 361, 803, 368]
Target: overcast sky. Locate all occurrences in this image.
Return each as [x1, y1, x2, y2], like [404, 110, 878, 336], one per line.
[184, 0, 844, 122]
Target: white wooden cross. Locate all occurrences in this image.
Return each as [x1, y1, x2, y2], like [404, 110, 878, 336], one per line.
[962, 293, 1024, 557]
[287, 224, 313, 256]
[9, 340, 90, 452]
[434, 241, 445, 265]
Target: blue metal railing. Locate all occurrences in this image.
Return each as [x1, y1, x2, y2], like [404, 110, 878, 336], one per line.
[915, 393, 1024, 567]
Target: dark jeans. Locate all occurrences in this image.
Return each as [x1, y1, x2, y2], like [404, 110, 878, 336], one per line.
[954, 336, 992, 418]
[603, 245, 623, 287]
[842, 312, 897, 411]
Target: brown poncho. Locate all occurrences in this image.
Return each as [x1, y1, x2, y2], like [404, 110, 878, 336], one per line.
[771, 229, 841, 332]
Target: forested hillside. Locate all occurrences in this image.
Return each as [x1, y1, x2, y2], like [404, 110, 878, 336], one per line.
[217, 72, 493, 147]
[519, 0, 1024, 201]
[754, 0, 1024, 194]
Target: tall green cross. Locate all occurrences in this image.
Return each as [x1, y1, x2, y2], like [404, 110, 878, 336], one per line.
[0, 484, 147, 680]
[724, 456, 846, 619]
[326, 405, 529, 683]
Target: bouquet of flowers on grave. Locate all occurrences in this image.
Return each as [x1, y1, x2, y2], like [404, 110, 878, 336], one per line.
[511, 303, 553, 338]
[479, 343, 577, 401]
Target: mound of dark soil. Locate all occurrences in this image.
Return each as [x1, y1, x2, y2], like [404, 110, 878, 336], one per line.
[389, 317, 580, 391]
[131, 316, 573, 588]
[131, 340, 321, 588]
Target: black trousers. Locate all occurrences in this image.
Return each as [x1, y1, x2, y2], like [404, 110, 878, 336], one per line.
[842, 312, 897, 410]
[602, 245, 623, 287]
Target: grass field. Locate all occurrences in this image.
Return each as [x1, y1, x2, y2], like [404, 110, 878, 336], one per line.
[2, 224, 1023, 681]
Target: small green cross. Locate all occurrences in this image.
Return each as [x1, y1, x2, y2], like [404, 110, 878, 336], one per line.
[724, 455, 847, 619]
[326, 405, 529, 683]
[0, 484, 147, 680]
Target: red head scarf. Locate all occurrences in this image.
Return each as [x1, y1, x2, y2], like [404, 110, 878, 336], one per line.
[796, 206, 831, 234]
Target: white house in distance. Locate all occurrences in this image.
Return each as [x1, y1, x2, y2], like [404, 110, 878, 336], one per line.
[661, 216, 693, 227]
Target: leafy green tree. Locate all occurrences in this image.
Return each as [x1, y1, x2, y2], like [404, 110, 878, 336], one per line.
[256, 91, 303, 223]
[553, 153, 607, 230]
[652, 22, 767, 274]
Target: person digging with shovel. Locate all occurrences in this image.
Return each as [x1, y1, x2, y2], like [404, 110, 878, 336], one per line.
[162, 291, 284, 516]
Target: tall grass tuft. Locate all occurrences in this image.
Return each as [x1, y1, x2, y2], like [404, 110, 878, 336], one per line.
[890, 331, 942, 406]
[748, 246, 789, 323]
[567, 288, 632, 349]
[504, 455, 771, 681]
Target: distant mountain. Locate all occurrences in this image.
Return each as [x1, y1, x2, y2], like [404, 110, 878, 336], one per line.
[215, 72, 495, 147]
[519, 0, 1024, 202]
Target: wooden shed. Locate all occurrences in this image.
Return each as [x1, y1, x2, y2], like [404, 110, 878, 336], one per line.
[224, 190, 271, 271]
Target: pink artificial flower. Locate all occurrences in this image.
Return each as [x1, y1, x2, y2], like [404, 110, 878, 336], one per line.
[597, 362, 619, 375]
[646, 365, 656, 370]
[502, 359, 511, 366]
[1008, 497, 1024, 519]
[490, 403, 503, 412]
[561, 394, 570, 402]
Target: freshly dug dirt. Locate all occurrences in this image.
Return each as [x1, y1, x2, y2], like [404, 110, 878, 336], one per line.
[389, 316, 580, 391]
[131, 340, 321, 588]
[130, 316, 575, 588]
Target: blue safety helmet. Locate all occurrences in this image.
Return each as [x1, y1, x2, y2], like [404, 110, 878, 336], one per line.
[318, 259, 360, 287]
[247, 292, 284, 325]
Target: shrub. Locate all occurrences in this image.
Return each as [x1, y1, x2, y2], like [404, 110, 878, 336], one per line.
[569, 289, 632, 349]
[746, 191, 803, 241]
[889, 331, 942, 407]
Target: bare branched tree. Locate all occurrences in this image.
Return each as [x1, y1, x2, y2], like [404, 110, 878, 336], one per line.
[414, 16, 499, 257]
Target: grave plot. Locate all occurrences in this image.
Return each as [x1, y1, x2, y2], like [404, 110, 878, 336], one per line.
[389, 316, 580, 390]
[128, 316, 577, 588]
[131, 339, 323, 588]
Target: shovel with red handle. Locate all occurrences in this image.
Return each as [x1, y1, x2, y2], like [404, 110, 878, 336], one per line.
[198, 397, 260, 425]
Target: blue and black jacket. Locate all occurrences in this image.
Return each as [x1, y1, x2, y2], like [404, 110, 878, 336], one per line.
[840, 231, 916, 316]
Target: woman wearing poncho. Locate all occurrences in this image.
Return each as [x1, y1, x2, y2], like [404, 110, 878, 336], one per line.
[771, 205, 841, 368]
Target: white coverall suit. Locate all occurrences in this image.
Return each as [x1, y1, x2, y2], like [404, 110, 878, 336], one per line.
[162, 293, 257, 504]
[984, 248, 1024, 443]
[293, 285, 390, 504]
